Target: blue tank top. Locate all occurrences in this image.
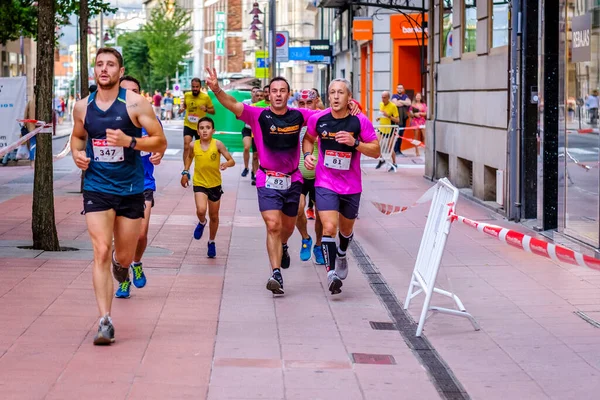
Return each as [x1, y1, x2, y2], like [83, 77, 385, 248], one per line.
[83, 88, 144, 195]
[141, 126, 156, 191]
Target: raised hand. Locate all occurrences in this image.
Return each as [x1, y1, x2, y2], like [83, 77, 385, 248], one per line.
[205, 68, 220, 93]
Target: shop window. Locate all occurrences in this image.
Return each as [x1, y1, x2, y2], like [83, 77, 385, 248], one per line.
[442, 0, 453, 58]
[464, 0, 477, 53]
[492, 0, 509, 47]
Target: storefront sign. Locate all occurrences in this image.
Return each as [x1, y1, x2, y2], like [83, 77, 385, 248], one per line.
[215, 12, 226, 57]
[390, 13, 428, 42]
[310, 40, 332, 57]
[572, 13, 591, 63]
[289, 47, 330, 63]
[353, 18, 373, 41]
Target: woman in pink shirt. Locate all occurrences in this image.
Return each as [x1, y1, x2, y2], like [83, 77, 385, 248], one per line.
[410, 92, 427, 157]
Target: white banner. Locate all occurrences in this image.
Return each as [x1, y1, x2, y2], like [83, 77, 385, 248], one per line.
[0, 77, 27, 150]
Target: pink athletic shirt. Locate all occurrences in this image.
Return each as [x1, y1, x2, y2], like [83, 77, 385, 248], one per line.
[306, 110, 378, 195]
[238, 103, 317, 188]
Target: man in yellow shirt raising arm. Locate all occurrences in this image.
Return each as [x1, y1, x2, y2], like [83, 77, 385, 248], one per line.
[376, 91, 400, 172]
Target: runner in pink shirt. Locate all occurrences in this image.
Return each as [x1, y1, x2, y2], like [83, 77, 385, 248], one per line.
[304, 78, 380, 295]
[204, 68, 363, 296]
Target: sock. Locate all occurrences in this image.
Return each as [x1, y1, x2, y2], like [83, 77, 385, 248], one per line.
[199, 218, 207, 225]
[338, 231, 354, 256]
[282, 243, 288, 250]
[132, 261, 141, 266]
[273, 268, 281, 275]
[208, 239, 215, 244]
[322, 236, 337, 271]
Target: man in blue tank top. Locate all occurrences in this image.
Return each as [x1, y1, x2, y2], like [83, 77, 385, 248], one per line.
[116, 75, 164, 300]
[70, 48, 167, 345]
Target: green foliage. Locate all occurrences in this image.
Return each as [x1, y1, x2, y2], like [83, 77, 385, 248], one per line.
[118, 30, 155, 92]
[0, 0, 116, 45]
[142, 0, 192, 91]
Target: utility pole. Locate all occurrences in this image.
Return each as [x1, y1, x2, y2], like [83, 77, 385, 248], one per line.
[269, 0, 276, 79]
[100, 13, 104, 47]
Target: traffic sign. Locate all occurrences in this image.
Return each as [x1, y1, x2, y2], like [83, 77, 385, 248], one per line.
[276, 31, 289, 62]
[256, 50, 269, 78]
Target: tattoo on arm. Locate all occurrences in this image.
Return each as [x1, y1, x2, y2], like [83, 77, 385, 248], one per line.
[127, 102, 139, 109]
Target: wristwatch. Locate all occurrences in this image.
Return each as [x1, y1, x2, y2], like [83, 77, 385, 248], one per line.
[353, 138, 360, 149]
[181, 170, 190, 179]
[304, 151, 312, 158]
[129, 136, 137, 149]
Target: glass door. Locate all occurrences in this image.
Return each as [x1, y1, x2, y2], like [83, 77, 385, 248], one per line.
[563, 0, 600, 247]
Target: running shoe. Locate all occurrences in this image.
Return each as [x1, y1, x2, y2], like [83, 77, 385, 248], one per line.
[241, 168, 249, 177]
[193, 220, 206, 240]
[266, 270, 284, 295]
[131, 262, 147, 288]
[336, 255, 349, 280]
[375, 159, 385, 169]
[93, 315, 115, 345]
[306, 208, 316, 220]
[300, 236, 312, 261]
[313, 246, 325, 265]
[115, 279, 131, 298]
[388, 164, 398, 173]
[251, 175, 256, 186]
[207, 241, 217, 258]
[281, 244, 291, 269]
[112, 251, 129, 283]
[327, 270, 343, 295]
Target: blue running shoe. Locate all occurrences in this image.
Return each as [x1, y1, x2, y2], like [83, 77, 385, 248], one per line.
[131, 262, 147, 288]
[300, 236, 312, 261]
[193, 220, 206, 240]
[115, 279, 131, 299]
[313, 246, 325, 265]
[207, 241, 217, 258]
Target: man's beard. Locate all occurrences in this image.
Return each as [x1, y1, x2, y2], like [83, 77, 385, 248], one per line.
[97, 75, 119, 90]
[192, 90, 200, 96]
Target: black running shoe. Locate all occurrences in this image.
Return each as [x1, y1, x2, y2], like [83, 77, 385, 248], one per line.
[266, 270, 284, 295]
[241, 168, 249, 177]
[375, 159, 385, 169]
[281, 244, 291, 269]
[112, 251, 129, 283]
[93, 315, 115, 345]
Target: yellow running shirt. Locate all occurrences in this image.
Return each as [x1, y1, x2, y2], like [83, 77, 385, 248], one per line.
[193, 139, 222, 188]
[184, 91, 214, 130]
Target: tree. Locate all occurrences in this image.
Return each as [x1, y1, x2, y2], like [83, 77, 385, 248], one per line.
[0, 0, 114, 250]
[0, 0, 115, 45]
[143, 0, 192, 91]
[119, 30, 152, 91]
[31, 0, 60, 251]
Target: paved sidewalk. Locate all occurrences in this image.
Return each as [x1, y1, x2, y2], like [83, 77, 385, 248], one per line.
[0, 155, 599, 399]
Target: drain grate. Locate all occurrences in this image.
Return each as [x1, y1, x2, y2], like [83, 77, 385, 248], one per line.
[350, 240, 470, 400]
[369, 321, 397, 331]
[574, 311, 600, 328]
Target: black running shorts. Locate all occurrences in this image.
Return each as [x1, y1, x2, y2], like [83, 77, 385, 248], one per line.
[83, 191, 145, 219]
[183, 126, 199, 140]
[143, 189, 155, 208]
[193, 185, 224, 202]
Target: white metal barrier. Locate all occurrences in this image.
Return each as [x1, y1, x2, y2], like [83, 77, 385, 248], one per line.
[403, 178, 480, 337]
[375, 125, 399, 170]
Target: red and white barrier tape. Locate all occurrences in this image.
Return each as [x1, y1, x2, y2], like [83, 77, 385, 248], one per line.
[450, 213, 600, 272]
[370, 196, 600, 272]
[371, 184, 437, 215]
[0, 120, 50, 158]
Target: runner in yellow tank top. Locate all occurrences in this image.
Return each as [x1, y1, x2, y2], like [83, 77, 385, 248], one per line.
[181, 117, 234, 258]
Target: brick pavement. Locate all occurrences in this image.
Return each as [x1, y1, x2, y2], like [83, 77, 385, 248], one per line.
[0, 156, 599, 399]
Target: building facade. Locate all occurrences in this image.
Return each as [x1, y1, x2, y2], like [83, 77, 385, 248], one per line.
[427, 0, 510, 205]
[1, 38, 36, 101]
[204, 0, 244, 75]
